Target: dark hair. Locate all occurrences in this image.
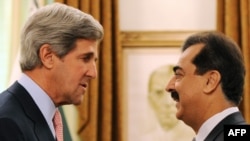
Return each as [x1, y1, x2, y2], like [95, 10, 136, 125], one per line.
[182, 31, 245, 105]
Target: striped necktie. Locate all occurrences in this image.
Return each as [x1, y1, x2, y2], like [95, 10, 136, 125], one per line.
[53, 109, 63, 141]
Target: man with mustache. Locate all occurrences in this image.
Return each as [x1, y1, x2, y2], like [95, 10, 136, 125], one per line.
[165, 31, 247, 141]
[144, 64, 195, 141]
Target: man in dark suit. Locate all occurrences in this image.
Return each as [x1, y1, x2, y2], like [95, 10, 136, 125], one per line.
[0, 3, 103, 141]
[165, 31, 247, 141]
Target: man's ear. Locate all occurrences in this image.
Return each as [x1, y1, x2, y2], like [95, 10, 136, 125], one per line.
[39, 44, 54, 69]
[203, 70, 221, 94]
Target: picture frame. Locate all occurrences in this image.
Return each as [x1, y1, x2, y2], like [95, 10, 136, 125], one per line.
[121, 31, 199, 141]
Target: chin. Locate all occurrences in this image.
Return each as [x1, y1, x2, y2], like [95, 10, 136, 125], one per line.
[73, 97, 85, 105]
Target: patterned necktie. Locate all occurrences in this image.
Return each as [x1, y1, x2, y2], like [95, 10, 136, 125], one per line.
[53, 109, 63, 141]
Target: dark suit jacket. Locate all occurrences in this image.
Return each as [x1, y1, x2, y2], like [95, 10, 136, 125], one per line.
[204, 111, 247, 141]
[0, 82, 55, 141]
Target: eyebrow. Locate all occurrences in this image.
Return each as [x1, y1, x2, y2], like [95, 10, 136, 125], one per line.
[173, 66, 183, 72]
[80, 52, 98, 60]
[84, 52, 94, 57]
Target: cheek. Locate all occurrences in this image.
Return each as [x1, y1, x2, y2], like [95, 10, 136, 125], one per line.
[66, 63, 85, 75]
[67, 70, 82, 83]
[176, 78, 200, 99]
[58, 66, 80, 85]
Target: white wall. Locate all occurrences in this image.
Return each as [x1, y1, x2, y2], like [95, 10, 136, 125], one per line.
[119, 0, 216, 31]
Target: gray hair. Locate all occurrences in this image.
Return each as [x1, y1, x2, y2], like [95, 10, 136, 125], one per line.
[20, 2, 104, 71]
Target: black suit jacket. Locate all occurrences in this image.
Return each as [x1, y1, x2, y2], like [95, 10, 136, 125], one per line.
[0, 82, 55, 141]
[204, 111, 247, 141]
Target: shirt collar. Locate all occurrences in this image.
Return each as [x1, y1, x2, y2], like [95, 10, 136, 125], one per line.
[195, 107, 239, 141]
[18, 73, 56, 135]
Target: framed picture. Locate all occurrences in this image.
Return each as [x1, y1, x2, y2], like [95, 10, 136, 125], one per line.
[121, 31, 198, 141]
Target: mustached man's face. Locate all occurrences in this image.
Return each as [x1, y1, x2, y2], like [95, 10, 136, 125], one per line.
[165, 44, 207, 126]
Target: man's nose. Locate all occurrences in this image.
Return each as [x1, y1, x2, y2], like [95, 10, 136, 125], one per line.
[165, 77, 175, 92]
[87, 63, 97, 79]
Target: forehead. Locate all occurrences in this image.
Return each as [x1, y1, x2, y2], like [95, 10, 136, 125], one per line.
[71, 39, 99, 54]
[177, 43, 204, 70]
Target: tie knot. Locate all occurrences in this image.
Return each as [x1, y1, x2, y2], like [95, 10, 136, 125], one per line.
[53, 109, 63, 141]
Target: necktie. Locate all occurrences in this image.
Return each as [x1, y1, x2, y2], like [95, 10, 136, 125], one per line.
[53, 109, 63, 141]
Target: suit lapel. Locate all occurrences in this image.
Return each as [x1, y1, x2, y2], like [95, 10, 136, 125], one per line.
[8, 82, 55, 141]
[205, 112, 246, 141]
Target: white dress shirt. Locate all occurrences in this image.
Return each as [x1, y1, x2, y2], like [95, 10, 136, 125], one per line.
[18, 73, 57, 137]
